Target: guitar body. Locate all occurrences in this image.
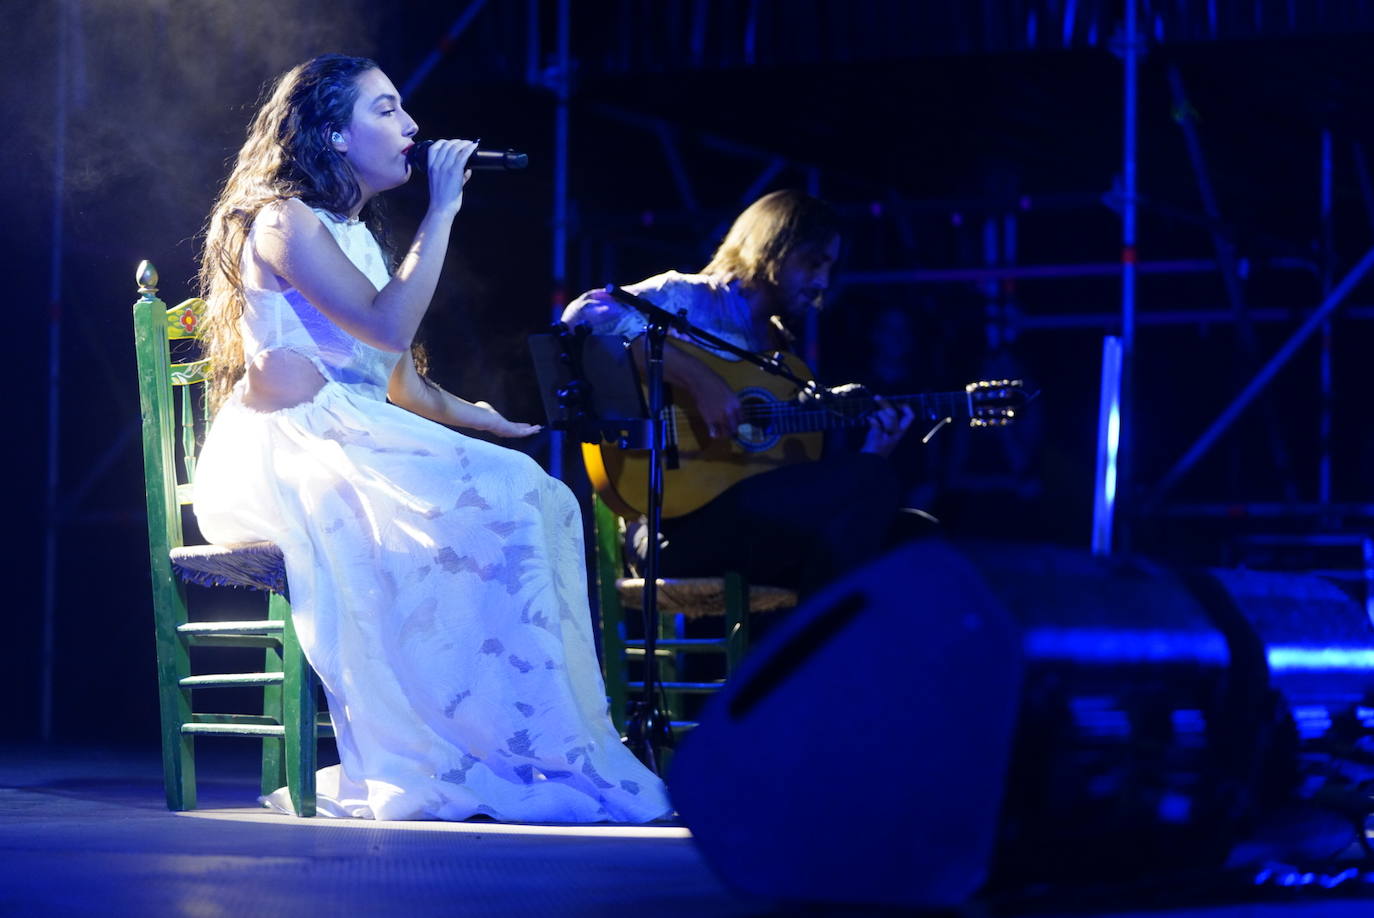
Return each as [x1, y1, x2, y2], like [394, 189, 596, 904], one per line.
[583, 337, 1026, 521]
[583, 339, 821, 519]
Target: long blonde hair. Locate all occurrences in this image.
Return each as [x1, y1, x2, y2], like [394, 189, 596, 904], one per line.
[198, 54, 392, 412]
[702, 189, 841, 292]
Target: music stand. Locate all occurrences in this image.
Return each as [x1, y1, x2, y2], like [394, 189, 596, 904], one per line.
[530, 323, 676, 770]
[530, 296, 822, 772]
[529, 326, 649, 446]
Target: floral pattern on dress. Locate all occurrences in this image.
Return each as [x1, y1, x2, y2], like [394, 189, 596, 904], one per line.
[193, 208, 670, 823]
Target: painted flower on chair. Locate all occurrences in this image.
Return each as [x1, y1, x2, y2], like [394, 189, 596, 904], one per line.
[167, 305, 200, 337]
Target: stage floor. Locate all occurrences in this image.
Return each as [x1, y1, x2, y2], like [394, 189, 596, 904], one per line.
[0, 743, 752, 917]
[3, 743, 1374, 917]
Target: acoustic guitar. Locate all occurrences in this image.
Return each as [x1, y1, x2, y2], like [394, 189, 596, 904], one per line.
[582, 338, 1027, 519]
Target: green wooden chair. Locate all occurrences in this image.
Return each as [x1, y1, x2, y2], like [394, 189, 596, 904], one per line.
[590, 495, 798, 737]
[133, 260, 328, 816]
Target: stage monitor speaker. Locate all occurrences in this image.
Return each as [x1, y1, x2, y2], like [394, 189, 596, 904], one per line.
[669, 539, 1023, 910]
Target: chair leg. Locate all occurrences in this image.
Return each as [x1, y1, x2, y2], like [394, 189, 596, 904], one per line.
[153, 576, 196, 811]
[600, 597, 630, 733]
[658, 611, 683, 722]
[276, 593, 317, 817]
[593, 497, 630, 733]
[260, 599, 287, 799]
[725, 571, 749, 675]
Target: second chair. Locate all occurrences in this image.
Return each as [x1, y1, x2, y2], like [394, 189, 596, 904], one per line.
[590, 495, 797, 737]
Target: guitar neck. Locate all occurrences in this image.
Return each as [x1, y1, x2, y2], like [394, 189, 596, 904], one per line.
[746, 390, 971, 434]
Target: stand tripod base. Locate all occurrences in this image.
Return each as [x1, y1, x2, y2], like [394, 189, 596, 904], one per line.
[623, 700, 676, 774]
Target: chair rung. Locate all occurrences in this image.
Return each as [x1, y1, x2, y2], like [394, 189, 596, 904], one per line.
[625, 638, 727, 652]
[185, 635, 281, 649]
[178, 621, 285, 634]
[190, 712, 335, 724]
[182, 723, 286, 737]
[190, 713, 280, 727]
[627, 681, 725, 694]
[180, 672, 284, 688]
[182, 720, 335, 738]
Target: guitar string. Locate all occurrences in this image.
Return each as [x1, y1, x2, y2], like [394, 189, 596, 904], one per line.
[660, 387, 1018, 436]
[663, 393, 979, 433]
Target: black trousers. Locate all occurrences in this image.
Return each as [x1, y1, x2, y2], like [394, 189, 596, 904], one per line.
[634, 452, 903, 599]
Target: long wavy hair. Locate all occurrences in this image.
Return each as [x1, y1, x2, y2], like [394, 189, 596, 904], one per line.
[198, 54, 395, 412]
[702, 189, 841, 295]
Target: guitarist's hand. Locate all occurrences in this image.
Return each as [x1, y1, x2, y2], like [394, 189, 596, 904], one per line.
[683, 364, 743, 440]
[861, 398, 916, 457]
[661, 345, 742, 440]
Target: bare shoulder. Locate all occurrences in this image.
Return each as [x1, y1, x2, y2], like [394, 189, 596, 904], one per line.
[256, 197, 327, 238]
[251, 198, 338, 269]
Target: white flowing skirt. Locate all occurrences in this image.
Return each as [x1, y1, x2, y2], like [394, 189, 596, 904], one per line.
[193, 380, 670, 823]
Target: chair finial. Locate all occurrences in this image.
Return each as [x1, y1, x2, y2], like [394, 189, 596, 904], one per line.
[137, 260, 159, 296]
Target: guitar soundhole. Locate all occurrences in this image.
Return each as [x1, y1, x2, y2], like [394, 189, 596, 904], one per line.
[735, 388, 780, 452]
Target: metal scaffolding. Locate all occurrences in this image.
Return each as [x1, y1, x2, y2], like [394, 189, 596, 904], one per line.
[40, 0, 75, 743]
[536, 1, 1374, 545]
[37, 0, 1374, 740]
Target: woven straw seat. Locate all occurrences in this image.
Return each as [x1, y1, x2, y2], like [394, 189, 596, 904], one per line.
[170, 541, 287, 594]
[616, 577, 797, 618]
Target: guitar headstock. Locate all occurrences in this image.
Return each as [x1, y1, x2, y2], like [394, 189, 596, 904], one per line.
[964, 378, 1027, 427]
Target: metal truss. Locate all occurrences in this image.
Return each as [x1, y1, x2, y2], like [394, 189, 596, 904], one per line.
[39, 0, 1374, 741]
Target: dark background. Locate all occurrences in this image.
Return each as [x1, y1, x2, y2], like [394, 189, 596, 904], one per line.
[8, 0, 1374, 744]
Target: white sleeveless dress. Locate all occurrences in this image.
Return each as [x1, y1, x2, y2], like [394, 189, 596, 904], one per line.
[193, 207, 670, 822]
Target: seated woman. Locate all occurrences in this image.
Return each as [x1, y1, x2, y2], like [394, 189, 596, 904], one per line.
[193, 53, 669, 822]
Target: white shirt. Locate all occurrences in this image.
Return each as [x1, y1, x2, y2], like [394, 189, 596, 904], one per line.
[560, 270, 768, 360]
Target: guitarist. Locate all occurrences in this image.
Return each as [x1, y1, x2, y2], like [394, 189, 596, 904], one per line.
[562, 190, 917, 597]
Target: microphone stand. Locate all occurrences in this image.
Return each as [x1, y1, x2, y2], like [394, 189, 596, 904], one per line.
[605, 285, 813, 390]
[626, 308, 675, 772]
[602, 285, 817, 771]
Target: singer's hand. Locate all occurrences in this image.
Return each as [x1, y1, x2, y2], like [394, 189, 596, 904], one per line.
[471, 401, 542, 438]
[425, 139, 476, 217]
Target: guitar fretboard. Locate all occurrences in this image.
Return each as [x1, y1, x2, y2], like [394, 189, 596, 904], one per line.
[666, 391, 971, 436]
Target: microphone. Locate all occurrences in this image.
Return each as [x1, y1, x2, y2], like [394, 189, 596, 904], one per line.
[406, 140, 528, 173]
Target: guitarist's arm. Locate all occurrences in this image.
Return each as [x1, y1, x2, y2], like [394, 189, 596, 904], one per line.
[562, 286, 742, 440]
[639, 339, 742, 440]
